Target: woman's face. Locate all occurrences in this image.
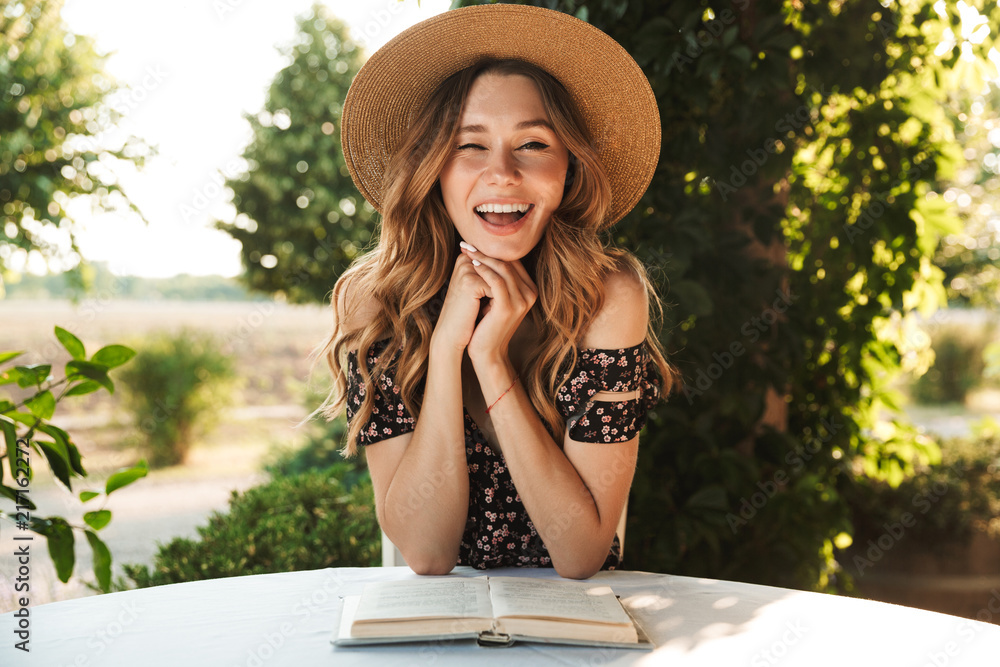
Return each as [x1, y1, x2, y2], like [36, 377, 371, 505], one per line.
[439, 72, 570, 261]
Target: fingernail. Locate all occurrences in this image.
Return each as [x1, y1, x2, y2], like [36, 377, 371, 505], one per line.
[472, 259, 481, 266]
[460, 241, 478, 253]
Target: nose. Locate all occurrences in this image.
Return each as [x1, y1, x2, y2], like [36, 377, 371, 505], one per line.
[483, 149, 520, 186]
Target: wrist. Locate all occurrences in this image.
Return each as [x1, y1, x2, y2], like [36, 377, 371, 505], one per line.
[430, 332, 466, 361]
[472, 355, 516, 401]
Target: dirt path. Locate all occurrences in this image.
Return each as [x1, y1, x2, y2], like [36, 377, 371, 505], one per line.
[0, 470, 269, 611]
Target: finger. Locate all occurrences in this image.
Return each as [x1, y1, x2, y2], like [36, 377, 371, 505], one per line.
[470, 254, 534, 307]
[461, 249, 526, 298]
[456, 256, 494, 299]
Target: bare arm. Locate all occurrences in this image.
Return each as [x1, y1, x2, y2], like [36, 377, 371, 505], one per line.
[471, 268, 648, 579]
[341, 252, 487, 575]
[364, 338, 469, 575]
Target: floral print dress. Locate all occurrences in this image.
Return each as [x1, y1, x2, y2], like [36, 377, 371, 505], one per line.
[345, 305, 662, 571]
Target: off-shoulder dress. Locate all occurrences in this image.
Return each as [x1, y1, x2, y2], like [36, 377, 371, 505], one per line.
[345, 292, 661, 570]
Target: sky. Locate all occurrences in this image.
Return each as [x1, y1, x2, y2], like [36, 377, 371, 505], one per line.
[53, 0, 451, 278]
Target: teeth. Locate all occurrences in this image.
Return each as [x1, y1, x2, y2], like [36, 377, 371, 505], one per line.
[475, 203, 530, 214]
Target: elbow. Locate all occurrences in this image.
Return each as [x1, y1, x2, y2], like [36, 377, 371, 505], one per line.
[555, 565, 601, 580]
[408, 558, 457, 576]
[404, 549, 459, 576]
[553, 558, 603, 581]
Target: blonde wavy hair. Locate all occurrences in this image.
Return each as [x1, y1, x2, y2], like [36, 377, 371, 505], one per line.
[318, 59, 676, 457]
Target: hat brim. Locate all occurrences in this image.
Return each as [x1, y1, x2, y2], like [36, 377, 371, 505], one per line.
[341, 3, 660, 228]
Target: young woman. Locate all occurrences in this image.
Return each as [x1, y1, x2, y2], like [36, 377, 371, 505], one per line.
[319, 4, 675, 579]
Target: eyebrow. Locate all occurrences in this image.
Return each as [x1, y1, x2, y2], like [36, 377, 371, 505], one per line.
[457, 119, 554, 133]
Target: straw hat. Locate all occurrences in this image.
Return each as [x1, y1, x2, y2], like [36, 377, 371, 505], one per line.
[340, 3, 660, 228]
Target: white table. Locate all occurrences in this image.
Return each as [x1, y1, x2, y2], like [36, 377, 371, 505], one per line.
[3, 566, 999, 666]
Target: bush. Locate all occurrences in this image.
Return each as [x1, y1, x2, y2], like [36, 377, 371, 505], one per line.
[911, 320, 995, 404]
[124, 464, 380, 587]
[842, 425, 1000, 554]
[118, 329, 236, 466]
[266, 411, 369, 488]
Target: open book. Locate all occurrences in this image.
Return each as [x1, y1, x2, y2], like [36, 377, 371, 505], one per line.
[332, 575, 653, 650]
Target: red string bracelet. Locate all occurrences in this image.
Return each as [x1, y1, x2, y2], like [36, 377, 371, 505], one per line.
[486, 375, 518, 414]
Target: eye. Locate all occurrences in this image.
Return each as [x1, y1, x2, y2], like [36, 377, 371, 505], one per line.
[520, 141, 548, 151]
[456, 143, 485, 151]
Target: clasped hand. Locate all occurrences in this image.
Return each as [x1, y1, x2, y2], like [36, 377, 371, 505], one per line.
[431, 241, 538, 365]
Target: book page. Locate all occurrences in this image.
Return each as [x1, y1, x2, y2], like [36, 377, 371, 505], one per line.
[353, 577, 493, 622]
[488, 576, 631, 625]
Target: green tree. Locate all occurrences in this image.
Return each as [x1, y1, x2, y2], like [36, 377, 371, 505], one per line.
[0, 0, 152, 295]
[215, 3, 373, 304]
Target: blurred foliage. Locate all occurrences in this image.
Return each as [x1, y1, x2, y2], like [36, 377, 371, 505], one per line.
[935, 83, 1000, 306]
[842, 423, 1000, 567]
[123, 464, 380, 587]
[265, 407, 369, 487]
[1, 260, 261, 301]
[0, 0, 153, 295]
[215, 3, 374, 303]
[118, 329, 237, 467]
[2, 326, 146, 592]
[911, 317, 995, 404]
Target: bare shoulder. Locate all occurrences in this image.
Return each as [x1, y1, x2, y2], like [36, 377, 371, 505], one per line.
[578, 265, 649, 350]
[335, 273, 382, 336]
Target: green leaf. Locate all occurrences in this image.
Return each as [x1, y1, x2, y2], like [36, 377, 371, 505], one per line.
[105, 459, 148, 495]
[55, 327, 86, 360]
[36, 422, 85, 476]
[1, 483, 35, 509]
[65, 360, 113, 394]
[13, 364, 51, 388]
[685, 485, 729, 511]
[25, 390, 56, 420]
[37, 441, 72, 490]
[91, 344, 135, 369]
[0, 351, 24, 366]
[1, 418, 19, 481]
[85, 530, 112, 593]
[84, 509, 112, 531]
[43, 518, 76, 583]
[6, 410, 39, 427]
[0, 368, 21, 387]
[79, 490, 100, 502]
[65, 380, 103, 397]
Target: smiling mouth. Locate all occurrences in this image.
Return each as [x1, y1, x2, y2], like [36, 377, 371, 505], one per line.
[474, 203, 533, 226]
